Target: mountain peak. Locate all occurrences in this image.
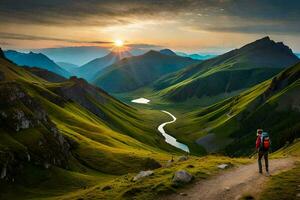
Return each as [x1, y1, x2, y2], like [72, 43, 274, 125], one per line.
[159, 49, 176, 56]
[240, 36, 296, 58]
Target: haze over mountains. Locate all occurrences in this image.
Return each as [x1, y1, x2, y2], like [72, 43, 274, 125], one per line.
[73, 50, 132, 81]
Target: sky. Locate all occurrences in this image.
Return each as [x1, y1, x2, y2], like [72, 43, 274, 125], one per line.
[0, 0, 299, 53]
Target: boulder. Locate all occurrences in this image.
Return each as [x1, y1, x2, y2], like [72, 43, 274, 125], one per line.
[133, 170, 154, 181]
[178, 155, 188, 162]
[172, 170, 193, 185]
[217, 164, 229, 169]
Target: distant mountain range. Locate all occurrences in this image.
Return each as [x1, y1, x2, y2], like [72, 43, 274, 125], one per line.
[32, 46, 110, 66]
[32, 46, 149, 66]
[176, 52, 217, 60]
[4, 50, 71, 78]
[155, 37, 299, 102]
[93, 50, 199, 93]
[73, 50, 132, 81]
[56, 62, 79, 72]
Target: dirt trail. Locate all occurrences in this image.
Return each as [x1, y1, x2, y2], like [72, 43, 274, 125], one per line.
[162, 158, 295, 200]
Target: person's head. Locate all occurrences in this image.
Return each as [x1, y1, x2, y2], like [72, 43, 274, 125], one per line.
[257, 129, 263, 136]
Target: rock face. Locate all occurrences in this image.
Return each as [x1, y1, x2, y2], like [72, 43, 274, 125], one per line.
[172, 170, 193, 185]
[0, 82, 71, 181]
[133, 170, 154, 181]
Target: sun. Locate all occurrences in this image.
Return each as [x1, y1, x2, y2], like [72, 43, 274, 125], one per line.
[114, 39, 124, 47]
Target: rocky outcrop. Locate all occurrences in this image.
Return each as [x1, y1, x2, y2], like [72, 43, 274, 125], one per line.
[0, 82, 71, 181]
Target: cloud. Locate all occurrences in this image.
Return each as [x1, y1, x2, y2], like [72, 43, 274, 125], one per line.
[0, 0, 299, 35]
[0, 32, 112, 44]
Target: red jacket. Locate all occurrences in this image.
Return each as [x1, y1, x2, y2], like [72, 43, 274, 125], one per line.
[256, 134, 261, 149]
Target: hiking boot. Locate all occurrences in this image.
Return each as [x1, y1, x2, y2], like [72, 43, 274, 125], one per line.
[259, 171, 262, 174]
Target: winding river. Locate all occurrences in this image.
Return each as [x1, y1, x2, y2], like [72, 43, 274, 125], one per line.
[131, 98, 190, 152]
[158, 110, 190, 153]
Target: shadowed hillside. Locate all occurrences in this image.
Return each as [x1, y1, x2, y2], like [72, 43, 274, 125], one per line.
[93, 50, 198, 93]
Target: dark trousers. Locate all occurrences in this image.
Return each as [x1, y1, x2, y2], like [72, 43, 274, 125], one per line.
[258, 150, 269, 173]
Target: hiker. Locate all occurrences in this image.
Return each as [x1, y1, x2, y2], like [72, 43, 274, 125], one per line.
[256, 129, 271, 175]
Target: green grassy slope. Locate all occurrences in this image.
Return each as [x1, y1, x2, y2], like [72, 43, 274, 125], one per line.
[0, 50, 193, 199]
[0, 51, 184, 174]
[155, 37, 299, 102]
[93, 50, 198, 93]
[167, 62, 300, 155]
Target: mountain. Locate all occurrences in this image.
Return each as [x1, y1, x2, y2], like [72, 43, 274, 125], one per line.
[159, 49, 177, 56]
[33, 46, 151, 66]
[295, 53, 300, 58]
[33, 46, 110, 66]
[93, 50, 198, 93]
[73, 50, 132, 81]
[189, 54, 216, 60]
[4, 50, 71, 78]
[155, 37, 299, 102]
[56, 61, 79, 72]
[168, 61, 300, 156]
[176, 52, 217, 60]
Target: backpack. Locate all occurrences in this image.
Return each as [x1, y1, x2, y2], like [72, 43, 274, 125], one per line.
[260, 132, 270, 151]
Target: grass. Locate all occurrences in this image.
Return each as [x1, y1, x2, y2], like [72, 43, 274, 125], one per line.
[0, 155, 249, 200]
[260, 161, 300, 200]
